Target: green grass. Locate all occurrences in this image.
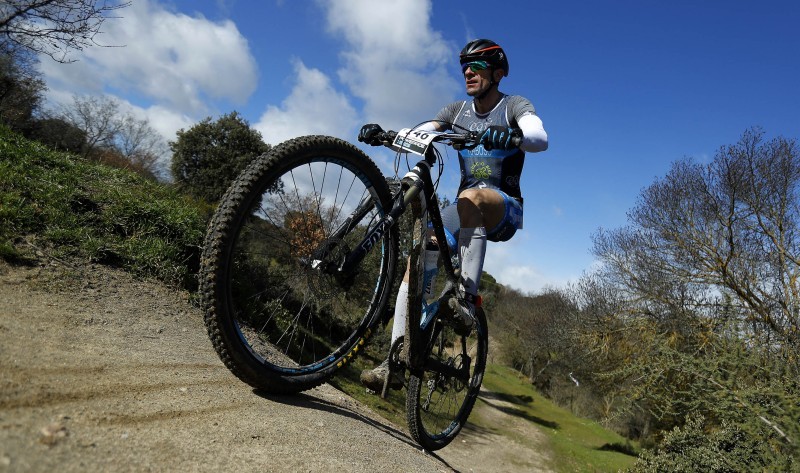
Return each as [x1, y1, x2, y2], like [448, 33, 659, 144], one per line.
[327, 323, 410, 427]
[331, 351, 639, 472]
[0, 125, 207, 288]
[478, 364, 638, 472]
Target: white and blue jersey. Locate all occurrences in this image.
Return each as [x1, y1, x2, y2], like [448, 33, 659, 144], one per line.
[435, 94, 538, 201]
[434, 94, 545, 241]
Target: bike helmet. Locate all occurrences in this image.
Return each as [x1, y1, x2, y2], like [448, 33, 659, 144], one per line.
[460, 39, 509, 77]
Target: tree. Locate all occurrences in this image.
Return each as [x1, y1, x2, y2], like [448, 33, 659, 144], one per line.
[0, 0, 131, 63]
[28, 117, 86, 152]
[0, 42, 45, 134]
[59, 94, 122, 158]
[593, 128, 800, 363]
[58, 94, 167, 178]
[573, 128, 800, 454]
[116, 112, 166, 177]
[170, 111, 270, 203]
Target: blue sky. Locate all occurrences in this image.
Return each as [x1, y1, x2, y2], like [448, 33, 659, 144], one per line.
[37, 0, 800, 294]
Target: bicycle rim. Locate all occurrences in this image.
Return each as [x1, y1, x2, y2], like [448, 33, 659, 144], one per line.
[202, 136, 397, 393]
[406, 308, 488, 451]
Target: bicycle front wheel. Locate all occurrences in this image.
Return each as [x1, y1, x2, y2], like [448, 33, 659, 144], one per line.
[406, 307, 488, 451]
[200, 135, 398, 394]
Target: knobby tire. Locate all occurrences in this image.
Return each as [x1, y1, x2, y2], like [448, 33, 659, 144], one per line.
[200, 135, 398, 394]
[406, 307, 488, 451]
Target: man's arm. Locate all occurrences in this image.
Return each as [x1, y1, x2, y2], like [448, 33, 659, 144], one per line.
[518, 113, 548, 152]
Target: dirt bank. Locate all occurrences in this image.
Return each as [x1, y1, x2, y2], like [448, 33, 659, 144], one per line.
[0, 260, 551, 472]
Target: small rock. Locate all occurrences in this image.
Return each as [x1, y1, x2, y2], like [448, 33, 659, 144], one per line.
[39, 422, 68, 446]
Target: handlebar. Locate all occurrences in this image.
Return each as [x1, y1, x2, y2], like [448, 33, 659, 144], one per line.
[376, 128, 522, 152]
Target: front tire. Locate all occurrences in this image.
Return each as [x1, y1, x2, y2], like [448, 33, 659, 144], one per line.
[200, 135, 398, 394]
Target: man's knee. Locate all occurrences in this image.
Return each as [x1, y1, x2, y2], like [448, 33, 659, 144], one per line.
[457, 189, 503, 228]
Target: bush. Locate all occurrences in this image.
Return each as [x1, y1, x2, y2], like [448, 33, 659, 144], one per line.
[631, 414, 795, 473]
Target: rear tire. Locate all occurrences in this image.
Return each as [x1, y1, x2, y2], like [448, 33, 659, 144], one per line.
[200, 135, 398, 394]
[406, 307, 488, 451]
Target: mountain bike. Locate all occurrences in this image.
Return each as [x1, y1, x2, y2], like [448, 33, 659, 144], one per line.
[199, 125, 516, 450]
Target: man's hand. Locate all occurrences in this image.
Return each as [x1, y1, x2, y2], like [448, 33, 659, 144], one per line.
[358, 124, 385, 146]
[480, 126, 519, 150]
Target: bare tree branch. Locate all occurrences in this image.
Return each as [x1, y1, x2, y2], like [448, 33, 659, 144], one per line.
[0, 0, 131, 63]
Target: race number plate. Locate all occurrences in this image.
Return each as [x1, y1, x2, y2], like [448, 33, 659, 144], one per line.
[392, 128, 442, 156]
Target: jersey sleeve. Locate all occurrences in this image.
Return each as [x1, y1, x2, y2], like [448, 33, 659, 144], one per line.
[432, 101, 467, 130]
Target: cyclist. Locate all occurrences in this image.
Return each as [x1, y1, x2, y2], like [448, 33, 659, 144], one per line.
[358, 38, 548, 391]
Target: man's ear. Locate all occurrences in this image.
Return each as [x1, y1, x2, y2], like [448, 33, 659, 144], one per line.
[493, 69, 504, 83]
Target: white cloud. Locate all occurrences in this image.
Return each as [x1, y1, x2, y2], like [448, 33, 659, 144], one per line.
[483, 236, 573, 294]
[138, 105, 195, 143]
[322, 0, 460, 128]
[253, 59, 359, 145]
[38, 0, 258, 116]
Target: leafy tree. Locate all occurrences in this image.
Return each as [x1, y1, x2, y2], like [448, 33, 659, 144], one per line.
[631, 414, 795, 472]
[0, 42, 45, 134]
[0, 0, 131, 63]
[170, 111, 270, 203]
[28, 117, 86, 152]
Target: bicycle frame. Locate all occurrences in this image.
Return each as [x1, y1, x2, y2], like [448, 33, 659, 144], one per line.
[325, 143, 466, 377]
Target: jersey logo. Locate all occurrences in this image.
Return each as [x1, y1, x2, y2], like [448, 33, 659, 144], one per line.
[470, 161, 492, 180]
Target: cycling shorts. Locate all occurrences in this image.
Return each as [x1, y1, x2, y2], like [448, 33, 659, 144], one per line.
[440, 189, 523, 243]
[486, 189, 523, 242]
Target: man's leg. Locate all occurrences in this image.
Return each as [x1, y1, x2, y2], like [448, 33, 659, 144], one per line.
[449, 188, 505, 326]
[360, 260, 411, 391]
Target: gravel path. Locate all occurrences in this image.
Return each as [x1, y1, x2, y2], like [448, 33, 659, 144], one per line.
[0, 260, 552, 472]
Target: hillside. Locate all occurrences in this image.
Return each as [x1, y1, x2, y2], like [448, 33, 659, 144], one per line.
[0, 127, 638, 472]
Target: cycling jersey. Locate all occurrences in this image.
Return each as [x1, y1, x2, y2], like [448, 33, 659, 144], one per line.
[434, 94, 541, 200]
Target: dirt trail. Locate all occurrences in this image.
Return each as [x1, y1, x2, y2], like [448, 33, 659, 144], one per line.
[0, 260, 551, 472]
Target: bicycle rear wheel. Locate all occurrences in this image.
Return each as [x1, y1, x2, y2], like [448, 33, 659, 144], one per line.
[406, 307, 488, 451]
[200, 135, 398, 394]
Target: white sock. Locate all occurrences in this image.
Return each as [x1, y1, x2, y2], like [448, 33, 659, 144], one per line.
[390, 281, 409, 344]
[458, 227, 487, 297]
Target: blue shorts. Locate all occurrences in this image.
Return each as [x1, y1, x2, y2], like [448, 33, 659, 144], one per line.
[486, 190, 523, 242]
[440, 189, 523, 243]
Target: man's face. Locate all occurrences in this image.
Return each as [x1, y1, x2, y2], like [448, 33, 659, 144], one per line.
[463, 62, 500, 97]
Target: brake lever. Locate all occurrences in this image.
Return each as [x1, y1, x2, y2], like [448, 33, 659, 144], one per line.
[381, 130, 398, 145]
[452, 132, 481, 151]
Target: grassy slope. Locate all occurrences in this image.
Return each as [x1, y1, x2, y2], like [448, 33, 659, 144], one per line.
[332, 359, 638, 472]
[0, 125, 206, 288]
[1, 127, 637, 471]
[330, 325, 637, 472]
[479, 364, 638, 472]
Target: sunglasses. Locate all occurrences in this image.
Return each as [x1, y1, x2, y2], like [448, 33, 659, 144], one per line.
[461, 60, 490, 74]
